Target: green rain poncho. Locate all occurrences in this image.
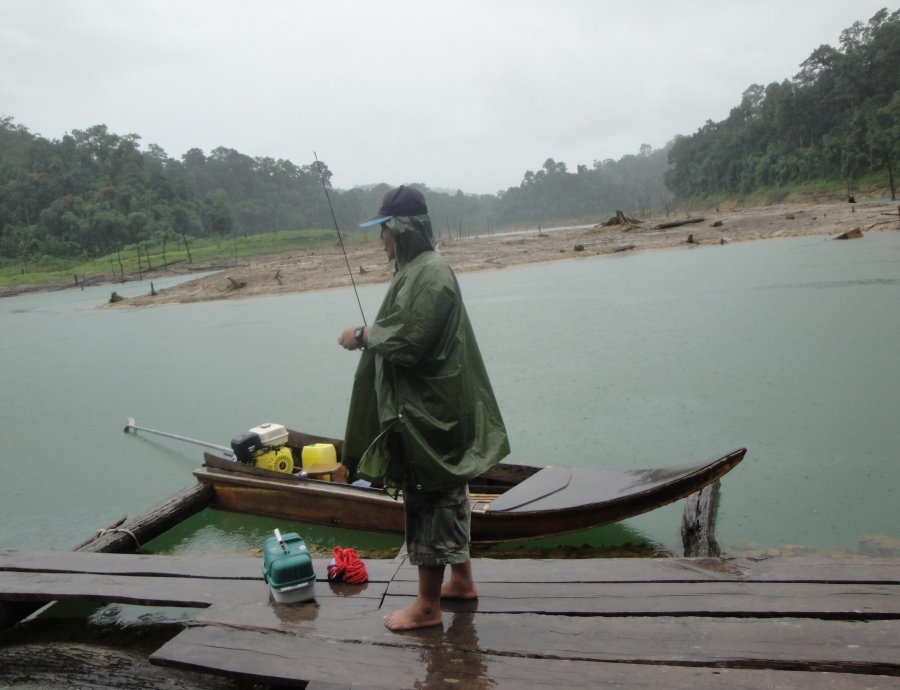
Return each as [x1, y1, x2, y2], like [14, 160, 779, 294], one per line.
[342, 214, 510, 493]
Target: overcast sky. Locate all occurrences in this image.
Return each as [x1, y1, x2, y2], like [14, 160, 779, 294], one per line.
[0, 1, 890, 194]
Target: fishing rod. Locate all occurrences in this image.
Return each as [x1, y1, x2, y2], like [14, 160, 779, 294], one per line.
[313, 152, 367, 326]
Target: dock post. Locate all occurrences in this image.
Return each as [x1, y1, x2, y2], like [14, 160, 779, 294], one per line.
[681, 480, 720, 557]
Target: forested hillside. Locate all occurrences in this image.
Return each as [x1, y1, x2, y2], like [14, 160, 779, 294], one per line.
[1, 8, 897, 268]
[0, 115, 670, 265]
[666, 8, 900, 200]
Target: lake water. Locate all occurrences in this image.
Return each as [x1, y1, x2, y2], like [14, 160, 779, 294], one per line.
[2, 231, 898, 558]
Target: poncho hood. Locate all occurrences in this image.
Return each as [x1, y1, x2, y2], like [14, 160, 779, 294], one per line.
[384, 214, 435, 268]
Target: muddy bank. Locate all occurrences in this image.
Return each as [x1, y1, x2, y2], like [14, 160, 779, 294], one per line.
[114, 200, 896, 307]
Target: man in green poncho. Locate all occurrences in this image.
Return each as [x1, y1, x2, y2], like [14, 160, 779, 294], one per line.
[338, 185, 510, 631]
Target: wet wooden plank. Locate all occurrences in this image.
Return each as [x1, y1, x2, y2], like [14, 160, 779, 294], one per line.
[4, 552, 896, 587]
[193, 601, 900, 676]
[150, 625, 900, 689]
[0, 571, 266, 608]
[387, 580, 900, 618]
[394, 557, 900, 584]
[455, 612, 900, 676]
[0, 550, 401, 583]
[0, 550, 261, 580]
[0, 569, 389, 609]
[731, 557, 900, 584]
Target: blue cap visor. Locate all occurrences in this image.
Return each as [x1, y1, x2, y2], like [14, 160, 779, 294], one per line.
[359, 215, 393, 228]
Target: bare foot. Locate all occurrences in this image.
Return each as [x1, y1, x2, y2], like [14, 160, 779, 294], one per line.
[440, 580, 478, 600]
[383, 602, 442, 631]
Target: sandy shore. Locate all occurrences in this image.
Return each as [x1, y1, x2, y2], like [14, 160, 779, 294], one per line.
[4, 200, 897, 305]
[119, 200, 897, 307]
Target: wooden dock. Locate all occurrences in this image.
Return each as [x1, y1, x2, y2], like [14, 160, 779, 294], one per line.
[1, 550, 899, 688]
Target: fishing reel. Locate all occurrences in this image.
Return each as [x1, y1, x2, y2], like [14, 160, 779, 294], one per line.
[231, 423, 294, 473]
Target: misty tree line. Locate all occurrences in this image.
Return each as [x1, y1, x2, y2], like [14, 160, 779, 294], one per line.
[666, 8, 900, 200]
[1, 8, 895, 266]
[0, 115, 670, 264]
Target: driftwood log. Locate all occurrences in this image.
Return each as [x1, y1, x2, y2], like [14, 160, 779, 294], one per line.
[681, 480, 720, 557]
[78, 484, 213, 554]
[656, 217, 705, 230]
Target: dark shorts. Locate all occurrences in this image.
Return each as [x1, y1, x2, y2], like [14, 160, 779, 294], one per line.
[403, 483, 471, 567]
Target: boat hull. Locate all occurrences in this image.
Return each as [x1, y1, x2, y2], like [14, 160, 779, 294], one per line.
[194, 437, 745, 543]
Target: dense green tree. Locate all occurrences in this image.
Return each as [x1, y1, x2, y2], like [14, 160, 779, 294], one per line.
[667, 8, 900, 200]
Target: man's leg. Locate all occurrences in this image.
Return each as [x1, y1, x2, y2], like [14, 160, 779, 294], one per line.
[441, 559, 478, 600]
[383, 564, 445, 631]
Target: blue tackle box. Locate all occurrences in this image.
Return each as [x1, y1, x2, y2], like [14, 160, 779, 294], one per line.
[262, 530, 316, 603]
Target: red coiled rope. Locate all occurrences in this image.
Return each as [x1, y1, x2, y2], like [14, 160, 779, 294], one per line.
[327, 546, 368, 584]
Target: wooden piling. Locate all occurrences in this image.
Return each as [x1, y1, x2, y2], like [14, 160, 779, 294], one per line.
[681, 480, 720, 557]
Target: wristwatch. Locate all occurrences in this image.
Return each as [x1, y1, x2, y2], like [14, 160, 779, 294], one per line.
[353, 326, 365, 348]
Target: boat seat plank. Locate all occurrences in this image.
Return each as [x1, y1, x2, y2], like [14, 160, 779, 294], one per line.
[150, 625, 897, 689]
[468, 493, 499, 502]
[303, 462, 343, 478]
[386, 580, 900, 618]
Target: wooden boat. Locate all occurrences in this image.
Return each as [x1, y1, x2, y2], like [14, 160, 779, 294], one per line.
[194, 429, 745, 543]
